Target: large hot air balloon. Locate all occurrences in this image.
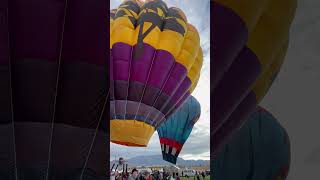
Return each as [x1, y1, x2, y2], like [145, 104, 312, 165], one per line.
[0, 0, 107, 179]
[157, 95, 201, 164]
[212, 0, 297, 153]
[213, 107, 291, 180]
[110, 0, 203, 147]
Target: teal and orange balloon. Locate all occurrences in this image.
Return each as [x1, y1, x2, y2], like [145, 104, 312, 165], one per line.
[157, 96, 201, 164]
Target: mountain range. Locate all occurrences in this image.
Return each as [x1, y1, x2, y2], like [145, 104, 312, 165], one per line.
[110, 155, 210, 167]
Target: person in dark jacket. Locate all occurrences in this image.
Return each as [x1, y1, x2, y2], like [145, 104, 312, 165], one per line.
[201, 171, 205, 179]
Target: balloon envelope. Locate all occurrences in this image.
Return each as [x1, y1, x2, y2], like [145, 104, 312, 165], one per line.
[212, 0, 297, 153]
[213, 107, 291, 180]
[157, 96, 201, 164]
[0, 0, 108, 178]
[110, 0, 203, 147]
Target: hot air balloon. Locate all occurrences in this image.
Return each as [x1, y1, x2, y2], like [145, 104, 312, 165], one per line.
[212, 0, 297, 153]
[0, 0, 107, 179]
[213, 107, 291, 180]
[110, 0, 203, 147]
[157, 96, 201, 164]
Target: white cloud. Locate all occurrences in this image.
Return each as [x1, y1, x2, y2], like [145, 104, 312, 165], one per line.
[110, 0, 210, 161]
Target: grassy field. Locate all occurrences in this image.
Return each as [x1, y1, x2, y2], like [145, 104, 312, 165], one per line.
[180, 176, 210, 180]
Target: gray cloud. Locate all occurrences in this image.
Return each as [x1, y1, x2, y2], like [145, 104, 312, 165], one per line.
[261, 0, 320, 179]
[110, 0, 121, 9]
[180, 126, 210, 158]
[304, 145, 320, 164]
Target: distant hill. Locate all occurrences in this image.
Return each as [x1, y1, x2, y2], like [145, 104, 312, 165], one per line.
[110, 155, 210, 167]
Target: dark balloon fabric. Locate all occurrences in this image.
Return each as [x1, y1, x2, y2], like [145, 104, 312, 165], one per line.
[157, 96, 201, 164]
[211, 0, 297, 154]
[0, 0, 108, 178]
[213, 107, 291, 180]
[0, 0, 15, 178]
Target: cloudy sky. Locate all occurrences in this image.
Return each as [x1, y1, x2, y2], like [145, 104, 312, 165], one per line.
[110, 0, 210, 161]
[261, 0, 320, 179]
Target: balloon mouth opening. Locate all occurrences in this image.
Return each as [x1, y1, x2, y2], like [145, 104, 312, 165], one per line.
[111, 140, 147, 147]
[110, 120, 155, 147]
[161, 151, 178, 164]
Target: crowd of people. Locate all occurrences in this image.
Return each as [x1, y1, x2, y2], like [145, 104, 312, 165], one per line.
[111, 168, 208, 180]
[111, 168, 162, 180]
[181, 171, 207, 180]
